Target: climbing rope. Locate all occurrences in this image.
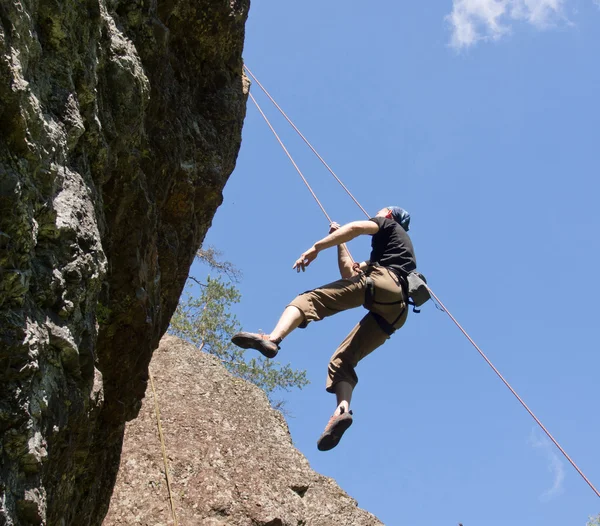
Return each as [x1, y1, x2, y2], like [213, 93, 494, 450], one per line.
[149, 371, 179, 525]
[245, 65, 600, 500]
[249, 92, 332, 223]
[245, 65, 370, 219]
[426, 288, 600, 499]
[249, 91, 357, 266]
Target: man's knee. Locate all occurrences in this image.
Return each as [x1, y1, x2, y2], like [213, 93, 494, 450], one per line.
[287, 297, 312, 328]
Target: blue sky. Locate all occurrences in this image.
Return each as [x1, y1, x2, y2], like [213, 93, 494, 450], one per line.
[195, 1, 600, 524]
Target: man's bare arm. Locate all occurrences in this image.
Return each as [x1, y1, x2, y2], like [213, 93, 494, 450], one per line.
[314, 221, 378, 250]
[330, 222, 354, 278]
[336, 244, 355, 278]
[330, 222, 372, 278]
[293, 220, 379, 272]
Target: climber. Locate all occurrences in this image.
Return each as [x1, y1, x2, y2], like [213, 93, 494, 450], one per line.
[231, 206, 416, 451]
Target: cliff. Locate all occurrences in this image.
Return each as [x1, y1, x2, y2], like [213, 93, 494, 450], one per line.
[0, 1, 249, 524]
[104, 335, 385, 526]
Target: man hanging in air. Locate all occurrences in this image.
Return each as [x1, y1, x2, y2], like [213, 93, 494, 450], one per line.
[231, 206, 417, 451]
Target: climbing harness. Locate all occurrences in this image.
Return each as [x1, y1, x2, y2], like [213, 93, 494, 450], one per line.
[244, 64, 600, 500]
[363, 269, 407, 336]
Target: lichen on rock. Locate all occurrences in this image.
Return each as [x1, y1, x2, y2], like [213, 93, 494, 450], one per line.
[0, 0, 249, 524]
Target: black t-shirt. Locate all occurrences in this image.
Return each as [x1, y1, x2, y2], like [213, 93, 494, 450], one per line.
[368, 217, 417, 278]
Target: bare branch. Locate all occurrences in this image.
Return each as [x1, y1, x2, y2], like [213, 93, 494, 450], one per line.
[188, 276, 206, 287]
[196, 245, 242, 282]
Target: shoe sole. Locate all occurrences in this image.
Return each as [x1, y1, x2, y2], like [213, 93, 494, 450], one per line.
[317, 416, 353, 451]
[231, 333, 278, 359]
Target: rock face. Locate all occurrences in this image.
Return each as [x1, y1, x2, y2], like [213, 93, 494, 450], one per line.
[0, 1, 249, 524]
[105, 335, 385, 526]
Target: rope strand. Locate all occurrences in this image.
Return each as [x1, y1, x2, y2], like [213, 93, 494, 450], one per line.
[245, 65, 370, 218]
[249, 92, 332, 223]
[249, 92, 357, 265]
[149, 372, 179, 525]
[426, 287, 600, 499]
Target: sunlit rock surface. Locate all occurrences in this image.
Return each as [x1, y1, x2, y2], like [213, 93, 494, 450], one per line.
[105, 335, 385, 526]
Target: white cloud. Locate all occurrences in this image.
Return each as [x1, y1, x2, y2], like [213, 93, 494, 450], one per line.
[447, 0, 567, 48]
[530, 431, 565, 501]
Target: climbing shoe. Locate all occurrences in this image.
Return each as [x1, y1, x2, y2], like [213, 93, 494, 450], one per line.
[231, 332, 280, 359]
[317, 407, 353, 451]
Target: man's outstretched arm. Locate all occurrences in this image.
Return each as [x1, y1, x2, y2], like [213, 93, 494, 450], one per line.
[293, 220, 379, 272]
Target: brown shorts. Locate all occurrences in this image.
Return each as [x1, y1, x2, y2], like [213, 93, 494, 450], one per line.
[288, 265, 408, 392]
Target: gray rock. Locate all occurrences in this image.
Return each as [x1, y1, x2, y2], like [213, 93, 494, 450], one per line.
[0, 0, 249, 524]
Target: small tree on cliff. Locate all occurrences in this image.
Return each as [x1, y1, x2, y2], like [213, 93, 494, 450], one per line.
[169, 247, 308, 407]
